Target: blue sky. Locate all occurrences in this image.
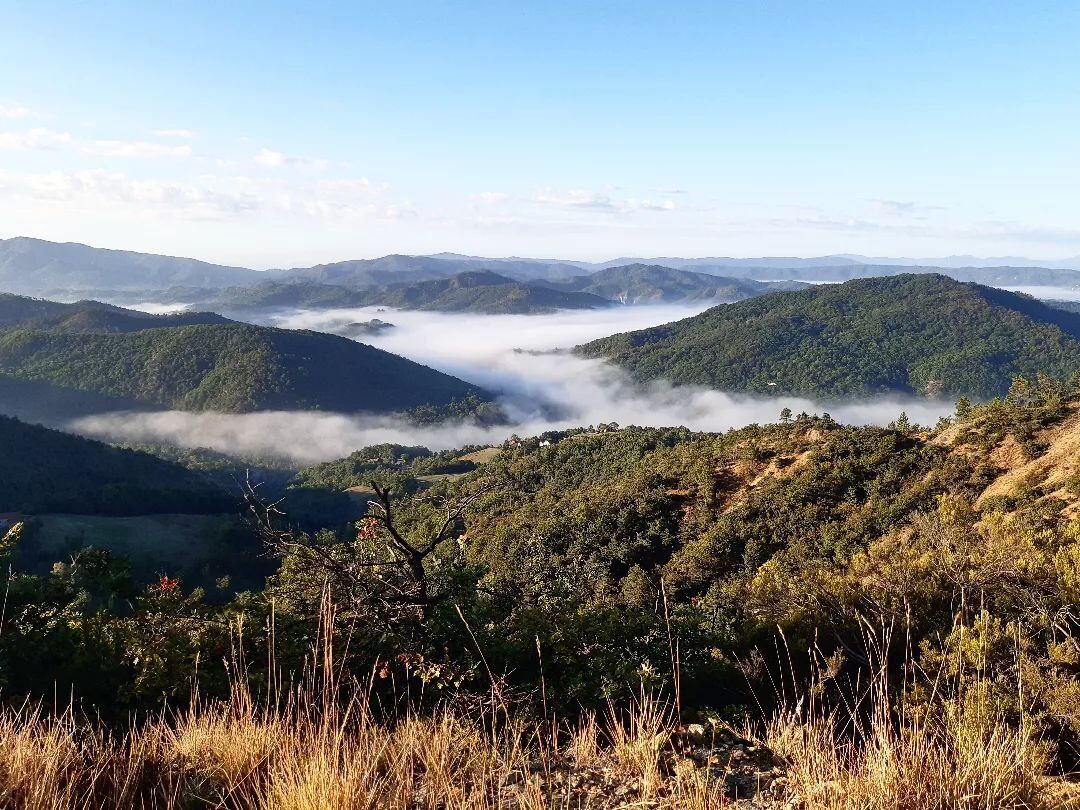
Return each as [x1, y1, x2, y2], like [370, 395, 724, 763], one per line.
[2, 0, 1079, 266]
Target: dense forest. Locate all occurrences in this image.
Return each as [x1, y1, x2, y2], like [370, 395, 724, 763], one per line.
[0, 292, 233, 331]
[0, 320, 493, 414]
[578, 273, 1080, 399]
[185, 271, 611, 314]
[2, 376, 1079, 711]
[5, 377, 1080, 803]
[0, 415, 230, 514]
[538, 263, 807, 304]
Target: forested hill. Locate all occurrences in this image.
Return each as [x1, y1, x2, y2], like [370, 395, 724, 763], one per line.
[576, 274, 1080, 399]
[0, 293, 232, 332]
[539, 263, 807, 304]
[366, 270, 611, 313]
[0, 323, 492, 414]
[0, 415, 230, 514]
[193, 271, 611, 314]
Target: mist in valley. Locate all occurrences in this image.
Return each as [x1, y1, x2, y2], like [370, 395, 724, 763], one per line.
[68, 304, 957, 465]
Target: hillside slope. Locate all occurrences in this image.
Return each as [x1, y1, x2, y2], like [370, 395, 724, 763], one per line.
[0, 293, 232, 332]
[0, 237, 258, 293]
[368, 271, 611, 313]
[577, 274, 1080, 399]
[540, 263, 806, 304]
[175, 271, 610, 314]
[0, 415, 229, 514]
[0, 323, 491, 414]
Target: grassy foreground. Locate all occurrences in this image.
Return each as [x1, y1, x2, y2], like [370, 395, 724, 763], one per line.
[1, 669, 1076, 809]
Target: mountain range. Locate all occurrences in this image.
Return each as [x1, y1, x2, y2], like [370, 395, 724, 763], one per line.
[169, 266, 807, 314]
[5, 236, 1080, 299]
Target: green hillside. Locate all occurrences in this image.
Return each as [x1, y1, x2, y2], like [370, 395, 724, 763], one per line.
[0, 415, 230, 514]
[370, 271, 610, 313]
[0, 322, 491, 414]
[0, 293, 231, 332]
[577, 274, 1080, 399]
[544, 263, 806, 304]
[178, 271, 609, 314]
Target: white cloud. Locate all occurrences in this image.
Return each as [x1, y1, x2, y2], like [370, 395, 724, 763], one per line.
[633, 198, 676, 212]
[153, 129, 196, 139]
[536, 187, 618, 210]
[871, 199, 946, 219]
[0, 166, 408, 225]
[0, 128, 72, 150]
[69, 305, 953, 464]
[534, 187, 676, 214]
[0, 102, 39, 119]
[255, 147, 329, 170]
[84, 140, 193, 158]
[0, 169, 258, 218]
[473, 191, 509, 203]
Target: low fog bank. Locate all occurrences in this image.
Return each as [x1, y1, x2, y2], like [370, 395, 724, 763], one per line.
[68, 376, 953, 466]
[68, 301, 954, 464]
[1003, 285, 1080, 302]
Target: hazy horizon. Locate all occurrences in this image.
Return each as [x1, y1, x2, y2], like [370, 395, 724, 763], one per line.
[7, 233, 1080, 275]
[4, 2, 1080, 266]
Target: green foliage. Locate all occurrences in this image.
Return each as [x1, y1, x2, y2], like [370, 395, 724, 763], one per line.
[201, 271, 611, 314]
[0, 292, 232, 332]
[0, 322, 492, 413]
[5, 377, 1080, 751]
[542, 263, 805, 304]
[0, 415, 231, 514]
[577, 274, 1080, 399]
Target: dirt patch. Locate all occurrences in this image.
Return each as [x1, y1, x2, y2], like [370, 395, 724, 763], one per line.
[456, 446, 502, 465]
[977, 414, 1080, 507]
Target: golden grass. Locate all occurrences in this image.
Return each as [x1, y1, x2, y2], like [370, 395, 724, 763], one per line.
[0, 639, 1073, 809]
[0, 690, 715, 808]
[0, 680, 1067, 809]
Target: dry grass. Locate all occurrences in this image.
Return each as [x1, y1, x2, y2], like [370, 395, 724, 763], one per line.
[0, 678, 1068, 809]
[0, 686, 731, 809]
[0, 629, 1074, 808]
[762, 639, 1077, 810]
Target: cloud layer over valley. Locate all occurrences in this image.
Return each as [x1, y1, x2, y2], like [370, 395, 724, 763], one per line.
[70, 305, 956, 465]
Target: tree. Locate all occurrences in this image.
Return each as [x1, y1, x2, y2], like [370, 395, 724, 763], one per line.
[247, 475, 496, 629]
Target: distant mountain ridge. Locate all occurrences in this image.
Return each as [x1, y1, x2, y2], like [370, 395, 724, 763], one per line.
[0, 237, 258, 294]
[5, 236, 1080, 297]
[190, 270, 612, 314]
[536, 264, 808, 304]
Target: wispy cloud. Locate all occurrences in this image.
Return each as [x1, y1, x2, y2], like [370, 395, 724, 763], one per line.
[0, 169, 258, 218]
[536, 187, 619, 210]
[153, 128, 196, 139]
[871, 198, 946, 219]
[84, 140, 193, 158]
[254, 147, 329, 170]
[472, 191, 509, 204]
[0, 102, 40, 119]
[0, 166, 409, 224]
[535, 187, 677, 213]
[0, 128, 72, 150]
[718, 210, 1080, 248]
